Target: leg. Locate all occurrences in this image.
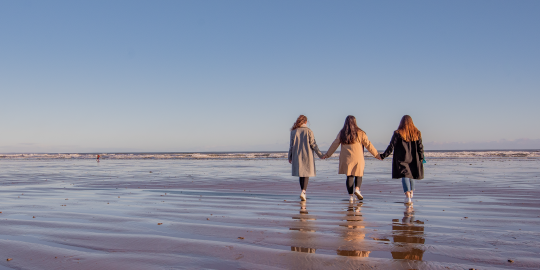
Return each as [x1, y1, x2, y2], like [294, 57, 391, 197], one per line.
[402, 177, 412, 193]
[402, 177, 412, 203]
[299, 177, 309, 191]
[355, 177, 363, 191]
[346, 176, 355, 194]
[410, 179, 415, 192]
[299, 177, 308, 201]
[353, 177, 364, 200]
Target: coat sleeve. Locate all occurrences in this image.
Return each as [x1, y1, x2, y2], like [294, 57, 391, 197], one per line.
[380, 132, 397, 160]
[309, 130, 324, 159]
[417, 138, 424, 160]
[288, 131, 294, 161]
[361, 132, 380, 158]
[324, 133, 341, 158]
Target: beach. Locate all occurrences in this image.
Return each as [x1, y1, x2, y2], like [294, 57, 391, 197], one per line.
[0, 152, 539, 269]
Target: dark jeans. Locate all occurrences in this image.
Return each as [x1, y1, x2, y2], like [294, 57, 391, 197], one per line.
[346, 176, 363, 194]
[299, 177, 309, 190]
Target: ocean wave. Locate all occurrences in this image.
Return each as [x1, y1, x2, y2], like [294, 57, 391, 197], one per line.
[0, 151, 538, 160]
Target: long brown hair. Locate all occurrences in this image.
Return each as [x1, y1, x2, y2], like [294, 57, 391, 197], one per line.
[397, 115, 421, 142]
[291, 115, 308, 131]
[340, 115, 364, 144]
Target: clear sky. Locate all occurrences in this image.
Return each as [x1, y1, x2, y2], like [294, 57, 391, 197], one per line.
[1, 0, 539, 153]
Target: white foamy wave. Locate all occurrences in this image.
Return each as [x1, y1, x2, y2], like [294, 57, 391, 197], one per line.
[0, 151, 538, 160]
[424, 151, 540, 158]
[0, 152, 290, 160]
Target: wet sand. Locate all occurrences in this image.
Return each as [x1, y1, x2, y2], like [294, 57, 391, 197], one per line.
[0, 158, 539, 269]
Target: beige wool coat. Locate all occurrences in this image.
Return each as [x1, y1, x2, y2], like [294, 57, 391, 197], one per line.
[324, 131, 380, 176]
[289, 127, 324, 177]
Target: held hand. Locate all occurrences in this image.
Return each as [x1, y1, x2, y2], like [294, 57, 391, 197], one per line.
[289, 160, 292, 164]
[376, 155, 383, 161]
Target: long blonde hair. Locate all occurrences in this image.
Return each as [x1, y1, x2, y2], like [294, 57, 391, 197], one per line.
[291, 115, 308, 131]
[397, 115, 421, 142]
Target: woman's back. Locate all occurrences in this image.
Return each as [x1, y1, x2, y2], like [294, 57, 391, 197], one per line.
[392, 131, 419, 163]
[289, 127, 323, 177]
[290, 127, 312, 155]
[381, 131, 424, 179]
[325, 130, 379, 177]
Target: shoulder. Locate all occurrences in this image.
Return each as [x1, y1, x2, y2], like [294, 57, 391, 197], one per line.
[297, 127, 311, 134]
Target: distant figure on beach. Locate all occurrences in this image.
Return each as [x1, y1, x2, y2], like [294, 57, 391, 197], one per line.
[323, 115, 382, 202]
[380, 115, 424, 205]
[289, 115, 325, 201]
[97, 154, 100, 162]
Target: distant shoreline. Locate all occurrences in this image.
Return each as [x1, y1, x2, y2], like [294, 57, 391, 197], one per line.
[0, 150, 538, 160]
[1, 149, 539, 155]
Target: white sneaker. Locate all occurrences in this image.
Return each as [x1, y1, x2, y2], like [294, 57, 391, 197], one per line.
[404, 197, 411, 204]
[349, 196, 354, 203]
[410, 191, 414, 198]
[354, 190, 363, 200]
[300, 192, 306, 201]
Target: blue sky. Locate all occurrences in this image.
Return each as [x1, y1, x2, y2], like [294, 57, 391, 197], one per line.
[1, 0, 539, 152]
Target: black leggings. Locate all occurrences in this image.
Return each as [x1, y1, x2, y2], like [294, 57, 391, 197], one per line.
[346, 176, 363, 194]
[299, 177, 309, 190]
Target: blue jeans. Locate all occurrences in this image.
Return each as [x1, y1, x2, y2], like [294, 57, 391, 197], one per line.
[402, 177, 415, 193]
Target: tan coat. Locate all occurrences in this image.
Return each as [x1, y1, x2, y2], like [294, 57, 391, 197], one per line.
[324, 131, 380, 176]
[289, 127, 324, 177]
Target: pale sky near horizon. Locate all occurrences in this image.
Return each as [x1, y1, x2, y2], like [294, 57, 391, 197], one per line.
[1, 0, 539, 153]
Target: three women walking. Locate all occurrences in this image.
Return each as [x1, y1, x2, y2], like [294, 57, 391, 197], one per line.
[289, 114, 424, 205]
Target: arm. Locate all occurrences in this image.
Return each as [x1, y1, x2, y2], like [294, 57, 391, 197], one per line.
[379, 132, 397, 160]
[288, 131, 294, 162]
[361, 132, 380, 159]
[309, 130, 324, 159]
[417, 138, 424, 160]
[324, 134, 341, 158]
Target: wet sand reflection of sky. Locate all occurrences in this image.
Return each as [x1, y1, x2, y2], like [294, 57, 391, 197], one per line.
[1, 159, 539, 269]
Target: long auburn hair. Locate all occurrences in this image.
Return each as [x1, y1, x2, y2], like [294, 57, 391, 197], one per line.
[340, 115, 364, 144]
[291, 115, 308, 131]
[397, 115, 421, 142]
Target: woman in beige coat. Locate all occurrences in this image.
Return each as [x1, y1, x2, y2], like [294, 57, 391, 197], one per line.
[289, 115, 324, 201]
[324, 115, 381, 202]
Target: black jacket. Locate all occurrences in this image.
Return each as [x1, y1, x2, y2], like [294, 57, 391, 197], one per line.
[380, 131, 424, 179]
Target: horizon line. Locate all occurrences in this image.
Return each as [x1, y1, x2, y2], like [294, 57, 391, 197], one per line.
[1, 149, 539, 155]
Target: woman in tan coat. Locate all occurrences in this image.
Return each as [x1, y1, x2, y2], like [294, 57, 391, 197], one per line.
[324, 115, 381, 202]
[289, 115, 324, 201]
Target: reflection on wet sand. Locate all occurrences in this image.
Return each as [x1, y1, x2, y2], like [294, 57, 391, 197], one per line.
[391, 205, 425, 261]
[341, 203, 365, 232]
[290, 201, 317, 253]
[291, 201, 316, 222]
[291, 246, 316, 253]
[337, 203, 371, 257]
[336, 250, 371, 257]
[289, 228, 316, 232]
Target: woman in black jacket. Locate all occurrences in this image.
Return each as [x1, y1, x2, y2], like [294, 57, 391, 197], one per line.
[380, 115, 424, 204]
